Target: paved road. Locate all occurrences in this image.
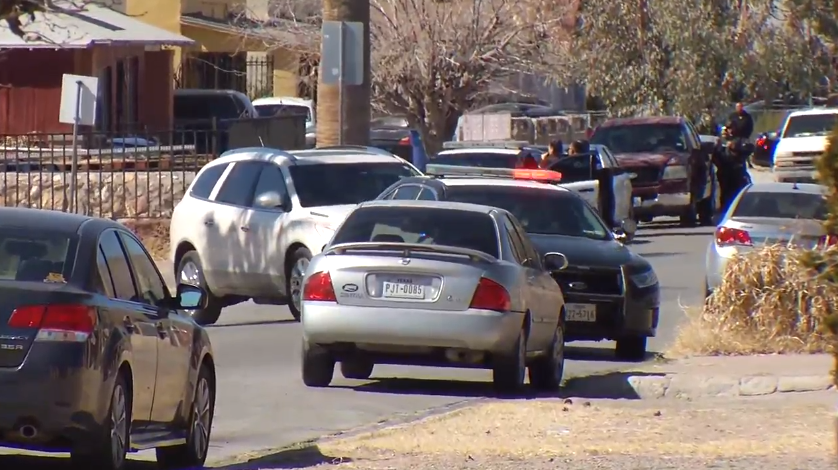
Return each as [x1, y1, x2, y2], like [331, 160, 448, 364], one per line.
[1, 220, 714, 469]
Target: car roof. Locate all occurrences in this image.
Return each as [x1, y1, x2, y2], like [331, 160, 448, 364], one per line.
[211, 147, 407, 167]
[175, 89, 248, 98]
[744, 182, 826, 194]
[599, 116, 683, 127]
[433, 177, 571, 191]
[358, 199, 499, 214]
[252, 97, 313, 107]
[436, 147, 521, 155]
[0, 207, 112, 233]
[787, 108, 838, 117]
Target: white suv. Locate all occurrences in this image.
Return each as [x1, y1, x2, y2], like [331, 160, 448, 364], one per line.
[170, 146, 421, 324]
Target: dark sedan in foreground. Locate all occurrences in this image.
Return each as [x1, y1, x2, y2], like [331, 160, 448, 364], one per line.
[0, 208, 216, 470]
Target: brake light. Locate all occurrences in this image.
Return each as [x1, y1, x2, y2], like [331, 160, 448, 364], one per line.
[399, 136, 410, 145]
[817, 234, 838, 249]
[469, 278, 511, 312]
[511, 169, 562, 182]
[303, 271, 337, 302]
[756, 136, 766, 147]
[715, 227, 752, 246]
[8, 304, 96, 342]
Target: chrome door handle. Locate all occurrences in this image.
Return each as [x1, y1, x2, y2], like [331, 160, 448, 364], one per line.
[240, 225, 250, 232]
[204, 219, 214, 226]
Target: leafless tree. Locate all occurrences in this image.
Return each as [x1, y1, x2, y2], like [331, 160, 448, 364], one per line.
[1, 0, 121, 42]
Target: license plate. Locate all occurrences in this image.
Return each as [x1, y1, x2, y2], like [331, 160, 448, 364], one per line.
[382, 282, 425, 299]
[566, 303, 596, 322]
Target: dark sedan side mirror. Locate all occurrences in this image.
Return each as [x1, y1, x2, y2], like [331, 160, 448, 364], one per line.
[176, 283, 207, 310]
[542, 252, 569, 271]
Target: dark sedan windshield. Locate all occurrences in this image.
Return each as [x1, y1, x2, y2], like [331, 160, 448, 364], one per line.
[289, 162, 419, 207]
[445, 186, 611, 240]
[591, 124, 687, 153]
[0, 229, 74, 281]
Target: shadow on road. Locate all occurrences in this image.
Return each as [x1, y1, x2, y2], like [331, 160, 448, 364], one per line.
[213, 444, 351, 469]
[634, 251, 683, 258]
[562, 371, 666, 400]
[565, 345, 660, 363]
[626, 238, 651, 245]
[636, 228, 713, 238]
[207, 319, 297, 329]
[0, 454, 156, 470]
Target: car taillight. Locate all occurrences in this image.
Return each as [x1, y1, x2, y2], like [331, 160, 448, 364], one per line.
[817, 234, 838, 249]
[399, 136, 410, 145]
[303, 271, 337, 302]
[469, 278, 511, 312]
[8, 305, 96, 342]
[715, 227, 752, 246]
[756, 136, 766, 147]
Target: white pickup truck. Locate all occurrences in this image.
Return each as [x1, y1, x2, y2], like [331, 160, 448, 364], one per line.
[432, 142, 636, 237]
[772, 108, 838, 182]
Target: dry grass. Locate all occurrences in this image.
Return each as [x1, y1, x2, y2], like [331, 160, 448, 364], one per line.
[671, 245, 838, 357]
[119, 218, 170, 262]
[318, 396, 833, 460]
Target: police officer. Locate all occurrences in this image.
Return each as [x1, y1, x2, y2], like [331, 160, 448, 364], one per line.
[713, 127, 750, 213]
[726, 102, 754, 141]
[539, 140, 563, 169]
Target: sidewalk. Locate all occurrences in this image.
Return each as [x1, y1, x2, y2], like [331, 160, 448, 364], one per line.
[563, 354, 835, 400]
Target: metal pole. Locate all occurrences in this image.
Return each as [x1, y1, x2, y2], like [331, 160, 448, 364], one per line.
[69, 80, 82, 214]
[337, 21, 345, 146]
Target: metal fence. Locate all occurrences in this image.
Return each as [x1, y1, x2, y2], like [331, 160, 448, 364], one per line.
[0, 115, 306, 219]
[176, 53, 275, 101]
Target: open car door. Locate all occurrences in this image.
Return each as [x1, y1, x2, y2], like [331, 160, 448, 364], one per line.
[547, 154, 600, 207]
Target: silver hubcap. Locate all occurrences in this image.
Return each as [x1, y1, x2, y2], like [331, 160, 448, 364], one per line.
[553, 329, 565, 380]
[110, 385, 127, 466]
[180, 261, 201, 316]
[289, 257, 310, 312]
[191, 378, 212, 459]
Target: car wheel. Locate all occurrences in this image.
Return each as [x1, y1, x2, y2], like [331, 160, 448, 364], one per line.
[302, 340, 335, 387]
[615, 336, 647, 361]
[71, 373, 131, 470]
[340, 359, 374, 380]
[529, 325, 565, 392]
[177, 251, 223, 326]
[286, 247, 313, 322]
[156, 364, 215, 469]
[492, 331, 526, 394]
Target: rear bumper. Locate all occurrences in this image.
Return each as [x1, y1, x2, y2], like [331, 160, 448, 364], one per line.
[302, 302, 524, 353]
[772, 168, 818, 183]
[0, 344, 106, 451]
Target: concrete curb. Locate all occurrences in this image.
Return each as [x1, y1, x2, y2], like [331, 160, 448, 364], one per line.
[624, 373, 834, 399]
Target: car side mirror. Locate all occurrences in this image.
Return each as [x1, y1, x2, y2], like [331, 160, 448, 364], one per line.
[255, 191, 287, 210]
[613, 228, 628, 243]
[542, 252, 569, 271]
[176, 283, 206, 310]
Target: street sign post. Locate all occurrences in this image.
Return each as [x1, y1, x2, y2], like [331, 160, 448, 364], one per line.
[59, 74, 99, 214]
[321, 21, 364, 145]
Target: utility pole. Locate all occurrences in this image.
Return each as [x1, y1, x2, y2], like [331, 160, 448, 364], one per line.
[316, 0, 371, 147]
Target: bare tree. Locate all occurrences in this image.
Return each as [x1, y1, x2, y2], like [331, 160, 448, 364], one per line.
[370, 0, 572, 151]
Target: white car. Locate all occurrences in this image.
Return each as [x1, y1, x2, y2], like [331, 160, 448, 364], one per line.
[432, 142, 636, 238]
[772, 107, 838, 182]
[252, 97, 316, 147]
[170, 146, 422, 324]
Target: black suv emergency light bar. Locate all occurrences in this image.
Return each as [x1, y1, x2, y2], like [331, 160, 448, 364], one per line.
[425, 164, 562, 182]
[441, 140, 531, 150]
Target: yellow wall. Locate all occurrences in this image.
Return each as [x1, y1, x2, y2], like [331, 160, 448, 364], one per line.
[123, 0, 181, 33]
[181, 0, 236, 18]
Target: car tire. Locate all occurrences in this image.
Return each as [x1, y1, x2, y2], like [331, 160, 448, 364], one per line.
[340, 359, 374, 380]
[177, 251, 223, 326]
[286, 247, 313, 322]
[528, 325, 565, 392]
[492, 331, 526, 394]
[156, 363, 215, 469]
[615, 336, 647, 361]
[302, 340, 335, 387]
[71, 373, 131, 470]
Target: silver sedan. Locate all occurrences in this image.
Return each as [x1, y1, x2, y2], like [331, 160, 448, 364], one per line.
[704, 182, 828, 296]
[299, 200, 569, 393]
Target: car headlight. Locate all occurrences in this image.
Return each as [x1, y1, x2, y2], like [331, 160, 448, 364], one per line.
[630, 269, 658, 288]
[661, 165, 688, 180]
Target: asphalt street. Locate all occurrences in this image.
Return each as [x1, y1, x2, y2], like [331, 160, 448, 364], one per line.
[0, 217, 717, 468]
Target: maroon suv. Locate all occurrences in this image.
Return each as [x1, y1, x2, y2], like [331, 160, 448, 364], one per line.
[590, 116, 717, 226]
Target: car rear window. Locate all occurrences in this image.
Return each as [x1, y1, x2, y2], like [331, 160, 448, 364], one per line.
[430, 152, 520, 169]
[331, 206, 500, 257]
[0, 229, 75, 282]
[289, 162, 419, 207]
[254, 104, 311, 121]
[733, 191, 827, 220]
[591, 123, 686, 153]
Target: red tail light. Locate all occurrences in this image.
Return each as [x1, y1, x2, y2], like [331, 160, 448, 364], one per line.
[303, 271, 337, 302]
[817, 234, 838, 249]
[399, 136, 410, 145]
[715, 227, 752, 246]
[469, 278, 511, 312]
[756, 136, 766, 147]
[8, 304, 96, 342]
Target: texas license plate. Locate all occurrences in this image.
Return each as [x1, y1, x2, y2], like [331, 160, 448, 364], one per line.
[382, 282, 425, 299]
[566, 303, 596, 322]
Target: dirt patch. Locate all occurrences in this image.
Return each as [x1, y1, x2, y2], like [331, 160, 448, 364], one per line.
[670, 245, 837, 357]
[119, 218, 170, 262]
[313, 393, 832, 464]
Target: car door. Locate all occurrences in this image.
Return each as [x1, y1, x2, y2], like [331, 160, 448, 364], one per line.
[500, 215, 548, 349]
[97, 230, 159, 430]
[242, 162, 292, 291]
[118, 231, 192, 426]
[180, 162, 230, 289]
[601, 147, 632, 222]
[683, 121, 712, 200]
[209, 160, 264, 295]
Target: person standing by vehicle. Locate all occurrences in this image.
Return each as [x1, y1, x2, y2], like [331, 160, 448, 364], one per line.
[567, 140, 590, 156]
[539, 140, 563, 168]
[726, 102, 755, 169]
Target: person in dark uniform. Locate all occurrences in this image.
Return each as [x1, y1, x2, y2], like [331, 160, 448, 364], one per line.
[725, 102, 755, 169]
[713, 127, 750, 214]
[539, 140, 563, 168]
